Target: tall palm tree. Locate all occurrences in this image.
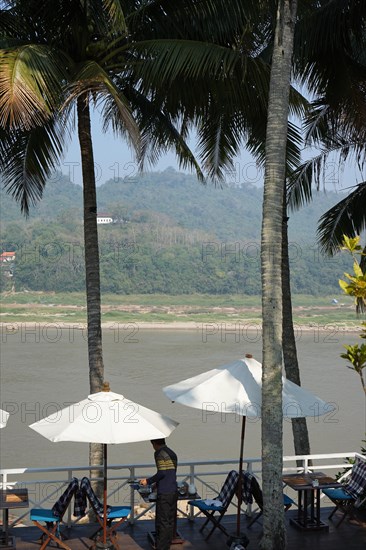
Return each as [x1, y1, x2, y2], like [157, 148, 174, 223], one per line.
[0, 0, 207, 478]
[260, 1, 298, 548]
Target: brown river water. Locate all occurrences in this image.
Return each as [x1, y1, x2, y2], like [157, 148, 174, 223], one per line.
[0, 326, 365, 470]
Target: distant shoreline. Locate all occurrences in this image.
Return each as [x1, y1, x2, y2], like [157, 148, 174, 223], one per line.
[0, 320, 362, 333]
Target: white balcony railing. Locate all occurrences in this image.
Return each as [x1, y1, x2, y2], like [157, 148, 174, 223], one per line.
[1, 451, 362, 529]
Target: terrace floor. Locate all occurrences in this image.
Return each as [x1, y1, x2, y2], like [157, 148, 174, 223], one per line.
[6, 507, 366, 550]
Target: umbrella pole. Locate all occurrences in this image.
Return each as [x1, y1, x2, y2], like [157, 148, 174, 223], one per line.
[103, 443, 107, 545]
[236, 415, 246, 536]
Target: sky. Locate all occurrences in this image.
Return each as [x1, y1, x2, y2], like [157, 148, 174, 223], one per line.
[61, 109, 364, 193]
[60, 110, 262, 188]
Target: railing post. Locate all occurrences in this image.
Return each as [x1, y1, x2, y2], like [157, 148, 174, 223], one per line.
[66, 470, 72, 528]
[1, 473, 7, 489]
[129, 467, 135, 524]
[188, 465, 195, 521]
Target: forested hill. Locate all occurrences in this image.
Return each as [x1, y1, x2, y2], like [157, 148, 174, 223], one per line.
[0, 168, 346, 242]
[0, 169, 352, 295]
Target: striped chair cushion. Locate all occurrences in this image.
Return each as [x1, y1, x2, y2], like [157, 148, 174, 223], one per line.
[346, 458, 366, 499]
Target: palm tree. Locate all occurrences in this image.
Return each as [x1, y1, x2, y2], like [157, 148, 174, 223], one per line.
[0, 0, 207, 480]
[3, 3, 353, 547]
[260, 1, 298, 548]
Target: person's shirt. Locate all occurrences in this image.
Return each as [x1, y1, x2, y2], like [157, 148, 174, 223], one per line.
[147, 445, 177, 495]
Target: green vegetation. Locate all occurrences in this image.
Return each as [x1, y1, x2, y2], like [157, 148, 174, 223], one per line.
[0, 171, 354, 297]
[338, 236, 366, 393]
[0, 291, 359, 327]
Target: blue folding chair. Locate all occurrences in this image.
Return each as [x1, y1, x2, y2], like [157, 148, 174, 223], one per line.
[322, 457, 366, 526]
[80, 477, 131, 549]
[188, 470, 238, 540]
[243, 471, 294, 527]
[30, 477, 80, 550]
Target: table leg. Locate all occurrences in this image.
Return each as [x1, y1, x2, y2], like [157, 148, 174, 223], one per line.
[304, 490, 308, 528]
[3, 509, 9, 544]
[289, 487, 329, 531]
[316, 488, 321, 527]
[0, 509, 16, 550]
[310, 489, 315, 524]
[297, 490, 303, 523]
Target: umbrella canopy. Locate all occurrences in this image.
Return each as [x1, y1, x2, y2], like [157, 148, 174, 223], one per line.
[30, 388, 178, 444]
[30, 382, 178, 548]
[0, 409, 9, 429]
[163, 354, 334, 537]
[164, 355, 332, 418]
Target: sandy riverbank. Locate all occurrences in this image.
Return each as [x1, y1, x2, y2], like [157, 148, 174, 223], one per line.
[0, 320, 362, 333]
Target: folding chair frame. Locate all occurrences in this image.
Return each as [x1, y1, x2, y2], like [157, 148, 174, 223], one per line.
[30, 478, 80, 550]
[90, 506, 131, 550]
[31, 510, 71, 550]
[247, 493, 294, 527]
[230, 470, 294, 528]
[325, 490, 355, 526]
[189, 470, 239, 540]
[199, 506, 230, 539]
[323, 457, 366, 527]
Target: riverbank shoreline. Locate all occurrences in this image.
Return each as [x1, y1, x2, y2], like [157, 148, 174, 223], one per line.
[0, 320, 362, 333]
[2, 292, 362, 333]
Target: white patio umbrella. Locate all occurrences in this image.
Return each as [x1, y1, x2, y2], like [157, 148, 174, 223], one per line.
[30, 382, 178, 548]
[163, 354, 334, 537]
[0, 409, 10, 429]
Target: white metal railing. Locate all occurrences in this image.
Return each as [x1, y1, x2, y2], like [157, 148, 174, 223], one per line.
[0, 451, 361, 529]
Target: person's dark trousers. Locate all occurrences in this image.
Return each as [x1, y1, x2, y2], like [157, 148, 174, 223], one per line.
[155, 492, 177, 550]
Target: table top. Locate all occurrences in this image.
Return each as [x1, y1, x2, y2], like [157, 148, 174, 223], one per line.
[136, 488, 201, 503]
[282, 472, 340, 490]
[0, 489, 29, 509]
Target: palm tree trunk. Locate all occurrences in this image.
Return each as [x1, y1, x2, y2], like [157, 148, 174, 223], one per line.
[282, 199, 312, 465]
[260, 2, 297, 549]
[77, 94, 104, 499]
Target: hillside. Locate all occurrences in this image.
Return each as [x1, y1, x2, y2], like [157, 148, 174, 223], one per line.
[1, 168, 345, 241]
[0, 169, 352, 295]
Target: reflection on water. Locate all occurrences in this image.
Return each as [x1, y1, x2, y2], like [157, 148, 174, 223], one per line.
[0, 326, 365, 470]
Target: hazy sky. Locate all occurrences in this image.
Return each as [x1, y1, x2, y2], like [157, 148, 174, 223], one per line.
[61, 110, 364, 192]
[61, 111, 261, 188]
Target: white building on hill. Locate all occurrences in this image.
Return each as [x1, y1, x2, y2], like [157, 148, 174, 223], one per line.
[97, 214, 113, 224]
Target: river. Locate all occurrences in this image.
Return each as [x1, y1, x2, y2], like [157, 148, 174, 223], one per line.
[0, 325, 365, 470]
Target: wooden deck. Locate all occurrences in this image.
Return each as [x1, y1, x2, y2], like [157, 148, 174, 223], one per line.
[6, 507, 366, 550]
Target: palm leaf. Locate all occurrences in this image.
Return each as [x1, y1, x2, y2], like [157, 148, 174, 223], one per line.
[317, 182, 366, 254]
[0, 44, 66, 129]
[0, 115, 66, 214]
[65, 60, 141, 154]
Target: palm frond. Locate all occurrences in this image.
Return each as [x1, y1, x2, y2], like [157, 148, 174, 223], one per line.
[126, 0, 264, 43]
[287, 134, 366, 211]
[0, 115, 66, 214]
[287, 154, 324, 210]
[65, 60, 141, 155]
[196, 109, 245, 182]
[130, 39, 244, 88]
[317, 182, 366, 255]
[295, 0, 366, 135]
[101, 0, 127, 32]
[0, 44, 66, 129]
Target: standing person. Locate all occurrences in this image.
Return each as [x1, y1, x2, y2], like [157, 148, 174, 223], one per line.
[140, 438, 178, 550]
